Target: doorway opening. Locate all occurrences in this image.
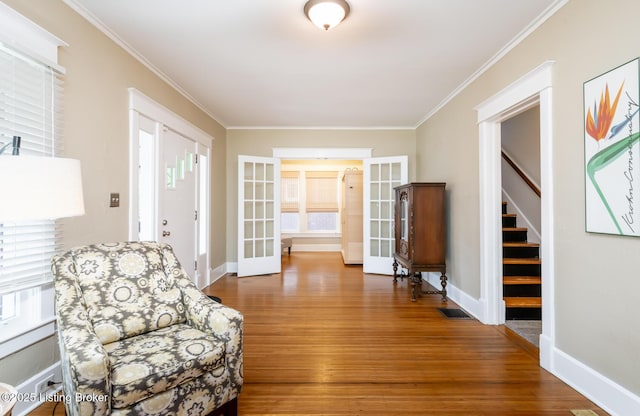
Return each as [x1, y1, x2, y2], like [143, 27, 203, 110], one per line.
[476, 61, 555, 369]
[253, 148, 408, 276]
[500, 106, 542, 346]
[128, 89, 213, 289]
[280, 159, 362, 255]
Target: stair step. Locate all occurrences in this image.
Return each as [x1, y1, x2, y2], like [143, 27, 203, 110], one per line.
[503, 242, 539, 247]
[504, 276, 541, 285]
[504, 297, 542, 308]
[503, 258, 541, 265]
[502, 227, 529, 242]
[502, 214, 517, 227]
[503, 241, 540, 259]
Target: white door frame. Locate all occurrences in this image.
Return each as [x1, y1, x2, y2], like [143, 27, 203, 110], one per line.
[128, 88, 214, 288]
[270, 149, 406, 275]
[475, 61, 555, 370]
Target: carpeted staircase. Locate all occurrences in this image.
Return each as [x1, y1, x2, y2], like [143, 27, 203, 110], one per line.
[502, 201, 541, 320]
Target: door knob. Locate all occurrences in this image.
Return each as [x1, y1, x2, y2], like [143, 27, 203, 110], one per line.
[162, 230, 171, 237]
[162, 219, 168, 226]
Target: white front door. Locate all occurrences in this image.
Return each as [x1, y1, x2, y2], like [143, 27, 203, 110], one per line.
[158, 128, 197, 278]
[363, 156, 408, 274]
[129, 90, 212, 287]
[238, 155, 281, 277]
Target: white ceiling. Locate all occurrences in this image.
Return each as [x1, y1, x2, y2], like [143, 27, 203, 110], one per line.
[64, 0, 561, 129]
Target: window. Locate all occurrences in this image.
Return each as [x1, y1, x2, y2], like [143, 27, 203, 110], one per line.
[0, 4, 65, 354]
[280, 166, 340, 234]
[0, 292, 17, 321]
[281, 171, 300, 232]
[305, 171, 338, 232]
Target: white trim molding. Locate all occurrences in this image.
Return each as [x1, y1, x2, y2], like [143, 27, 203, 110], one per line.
[422, 273, 482, 320]
[272, 147, 372, 160]
[474, 61, 554, 338]
[477, 119, 505, 325]
[13, 362, 63, 416]
[0, 2, 67, 70]
[63, 0, 219, 125]
[417, 1, 568, 127]
[128, 88, 214, 147]
[290, 243, 341, 252]
[552, 347, 640, 416]
[0, 320, 55, 360]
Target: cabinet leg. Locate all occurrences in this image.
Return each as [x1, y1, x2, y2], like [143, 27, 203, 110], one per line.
[410, 272, 421, 302]
[440, 273, 448, 302]
[392, 259, 398, 283]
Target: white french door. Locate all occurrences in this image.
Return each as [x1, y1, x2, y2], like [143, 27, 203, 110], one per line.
[237, 155, 281, 277]
[363, 156, 408, 274]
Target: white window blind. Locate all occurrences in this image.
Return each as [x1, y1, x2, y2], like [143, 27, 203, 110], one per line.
[305, 171, 339, 212]
[281, 171, 299, 212]
[0, 42, 64, 294]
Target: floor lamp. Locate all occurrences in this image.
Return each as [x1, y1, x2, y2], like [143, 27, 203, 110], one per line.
[0, 154, 84, 415]
[0, 155, 84, 222]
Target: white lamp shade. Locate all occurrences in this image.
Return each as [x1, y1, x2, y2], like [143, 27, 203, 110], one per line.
[0, 156, 85, 222]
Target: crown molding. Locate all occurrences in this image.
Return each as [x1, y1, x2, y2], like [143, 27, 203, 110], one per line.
[415, 0, 568, 128]
[62, 0, 227, 127]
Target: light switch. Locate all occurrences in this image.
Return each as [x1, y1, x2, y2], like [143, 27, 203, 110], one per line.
[110, 193, 120, 207]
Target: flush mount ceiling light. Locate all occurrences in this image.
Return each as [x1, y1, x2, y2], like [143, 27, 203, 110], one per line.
[304, 0, 350, 31]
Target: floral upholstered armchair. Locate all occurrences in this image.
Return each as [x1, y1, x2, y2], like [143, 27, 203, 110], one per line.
[51, 242, 243, 416]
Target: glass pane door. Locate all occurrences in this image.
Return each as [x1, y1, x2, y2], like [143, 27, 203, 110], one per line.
[238, 155, 281, 277]
[363, 156, 408, 274]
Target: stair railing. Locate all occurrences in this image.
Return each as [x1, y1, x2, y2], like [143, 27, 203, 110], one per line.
[501, 151, 541, 197]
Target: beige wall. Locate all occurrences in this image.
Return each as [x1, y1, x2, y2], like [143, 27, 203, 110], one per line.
[417, 0, 640, 396]
[0, 0, 226, 386]
[501, 106, 541, 236]
[226, 129, 416, 261]
[502, 107, 541, 183]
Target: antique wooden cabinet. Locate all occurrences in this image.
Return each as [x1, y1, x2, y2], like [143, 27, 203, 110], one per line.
[341, 170, 363, 264]
[392, 182, 447, 301]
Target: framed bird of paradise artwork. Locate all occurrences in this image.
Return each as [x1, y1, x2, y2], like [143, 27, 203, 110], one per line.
[584, 58, 640, 236]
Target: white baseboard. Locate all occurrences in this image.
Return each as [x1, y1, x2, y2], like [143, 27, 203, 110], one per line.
[291, 244, 340, 252]
[551, 347, 640, 416]
[210, 263, 229, 284]
[539, 332, 553, 370]
[424, 273, 640, 416]
[14, 361, 62, 416]
[422, 272, 481, 320]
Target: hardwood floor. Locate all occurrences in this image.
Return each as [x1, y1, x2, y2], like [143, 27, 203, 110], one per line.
[30, 252, 606, 415]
